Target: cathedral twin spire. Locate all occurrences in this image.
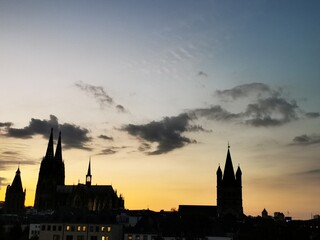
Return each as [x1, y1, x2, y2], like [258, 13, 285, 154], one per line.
[44, 128, 63, 162]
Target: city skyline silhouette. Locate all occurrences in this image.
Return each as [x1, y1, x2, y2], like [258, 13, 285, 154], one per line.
[1, 1, 320, 220]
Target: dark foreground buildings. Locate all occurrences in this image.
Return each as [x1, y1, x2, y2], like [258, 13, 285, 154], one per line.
[34, 129, 124, 211]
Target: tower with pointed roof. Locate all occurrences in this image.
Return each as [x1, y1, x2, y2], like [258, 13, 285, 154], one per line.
[86, 158, 92, 186]
[5, 167, 26, 216]
[216, 144, 243, 219]
[34, 129, 65, 210]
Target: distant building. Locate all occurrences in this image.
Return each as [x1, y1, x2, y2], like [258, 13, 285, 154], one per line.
[262, 208, 268, 218]
[4, 167, 26, 216]
[38, 222, 123, 240]
[34, 129, 124, 212]
[216, 145, 243, 219]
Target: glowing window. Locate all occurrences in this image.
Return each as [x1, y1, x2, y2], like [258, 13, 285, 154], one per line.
[102, 237, 109, 240]
[82, 226, 86, 232]
[66, 225, 71, 231]
[107, 226, 111, 232]
[128, 235, 133, 240]
[77, 226, 81, 231]
[101, 226, 105, 232]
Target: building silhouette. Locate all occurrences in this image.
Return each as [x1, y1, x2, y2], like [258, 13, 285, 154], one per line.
[34, 129, 65, 209]
[34, 129, 124, 211]
[216, 145, 243, 219]
[4, 167, 26, 215]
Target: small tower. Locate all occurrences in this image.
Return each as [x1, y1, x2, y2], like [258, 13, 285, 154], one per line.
[5, 167, 26, 216]
[216, 144, 243, 219]
[86, 158, 92, 187]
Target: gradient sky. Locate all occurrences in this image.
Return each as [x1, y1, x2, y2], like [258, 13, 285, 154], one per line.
[1, 0, 319, 220]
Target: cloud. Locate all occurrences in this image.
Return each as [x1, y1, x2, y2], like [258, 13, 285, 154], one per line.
[116, 105, 126, 113]
[99, 148, 116, 155]
[197, 71, 208, 78]
[305, 112, 320, 119]
[191, 105, 241, 121]
[0, 159, 37, 171]
[122, 113, 198, 155]
[2, 115, 91, 150]
[75, 81, 127, 112]
[98, 134, 113, 141]
[244, 97, 299, 127]
[291, 134, 320, 145]
[0, 122, 13, 128]
[215, 82, 273, 100]
[0, 177, 8, 188]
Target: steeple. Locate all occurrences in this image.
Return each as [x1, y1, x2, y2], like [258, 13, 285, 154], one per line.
[222, 144, 235, 184]
[5, 167, 25, 215]
[11, 167, 23, 192]
[55, 131, 62, 162]
[86, 158, 92, 186]
[45, 128, 54, 160]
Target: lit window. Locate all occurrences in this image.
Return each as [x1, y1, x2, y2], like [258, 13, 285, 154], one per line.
[82, 226, 86, 232]
[107, 226, 111, 232]
[101, 226, 105, 232]
[128, 235, 133, 240]
[102, 237, 109, 240]
[136, 235, 140, 240]
[66, 226, 71, 231]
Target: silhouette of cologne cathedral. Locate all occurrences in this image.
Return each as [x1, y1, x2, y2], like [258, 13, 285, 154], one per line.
[217, 145, 243, 219]
[4, 167, 26, 216]
[34, 129, 124, 211]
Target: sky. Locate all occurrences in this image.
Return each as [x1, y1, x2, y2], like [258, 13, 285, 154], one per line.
[0, 0, 319, 220]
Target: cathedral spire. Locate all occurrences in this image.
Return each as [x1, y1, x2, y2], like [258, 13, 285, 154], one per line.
[222, 144, 236, 184]
[45, 128, 54, 160]
[55, 131, 62, 162]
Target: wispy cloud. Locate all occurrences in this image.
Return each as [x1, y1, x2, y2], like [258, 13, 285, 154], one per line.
[75, 81, 127, 112]
[291, 134, 320, 146]
[215, 82, 273, 100]
[1, 115, 92, 150]
[98, 135, 113, 141]
[305, 112, 320, 119]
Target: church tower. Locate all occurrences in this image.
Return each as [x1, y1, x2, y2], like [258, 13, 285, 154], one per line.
[34, 129, 65, 210]
[5, 167, 26, 216]
[86, 158, 92, 187]
[217, 145, 243, 219]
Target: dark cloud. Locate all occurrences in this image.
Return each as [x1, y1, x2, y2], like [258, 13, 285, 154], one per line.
[0, 122, 13, 128]
[291, 134, 320, 145]
[197, 71, 208, 78]
[116, 105, 126, 113]
[98, 135, 113, 141]
[191, 105, 241, 121]
[244, 97, 299, 127]
[215, 82, 272, 100]
[99, 148, 116, 155]
[291, 169, 320, 179]
[75, 81, 127, 112]
[122, 113, 197, 155]
[138, 142, 151, 152]
[3, 115, 91, 150]
[305, 112, 320, 119]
